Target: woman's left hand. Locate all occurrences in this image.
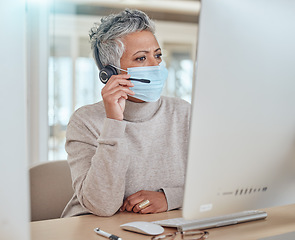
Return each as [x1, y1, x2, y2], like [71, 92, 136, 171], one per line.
[120, 190, 168, 214]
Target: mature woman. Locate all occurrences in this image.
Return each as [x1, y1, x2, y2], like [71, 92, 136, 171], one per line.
[62, 9, 191, 217]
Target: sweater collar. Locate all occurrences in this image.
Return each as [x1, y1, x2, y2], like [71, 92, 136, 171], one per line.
[123, 98, 162, 122]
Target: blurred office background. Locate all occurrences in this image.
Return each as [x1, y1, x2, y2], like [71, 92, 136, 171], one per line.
[27, 0, 200, 164]
[1, 1, 199, 238]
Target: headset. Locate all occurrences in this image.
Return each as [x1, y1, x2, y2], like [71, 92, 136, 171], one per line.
[95, 47, 118, 84]
[95, 47, 150, 84]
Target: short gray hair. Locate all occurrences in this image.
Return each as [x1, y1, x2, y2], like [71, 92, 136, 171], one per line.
[89, 9, 156, 69]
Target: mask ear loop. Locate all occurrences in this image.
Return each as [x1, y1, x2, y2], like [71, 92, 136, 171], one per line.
[109, 64, 128, 73]
[109, 64, 150, 83]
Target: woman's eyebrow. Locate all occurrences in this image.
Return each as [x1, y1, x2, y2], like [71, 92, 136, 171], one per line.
[132, 48, 161, 56]
[133, 50, 149, 56]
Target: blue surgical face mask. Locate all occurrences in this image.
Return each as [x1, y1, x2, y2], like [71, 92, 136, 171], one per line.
[114, 61, 168, 102]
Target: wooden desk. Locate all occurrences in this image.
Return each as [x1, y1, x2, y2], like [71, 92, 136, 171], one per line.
[31, 204, 295, 240]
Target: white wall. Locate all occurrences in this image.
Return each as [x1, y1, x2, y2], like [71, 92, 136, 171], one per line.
[0, 1, 30, 240]
[27, 2, 49, 166]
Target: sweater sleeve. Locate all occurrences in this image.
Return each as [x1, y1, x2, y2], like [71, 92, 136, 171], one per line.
[66, 117, 129, 216]
[160, 98, 190, 211]
[161, 187, 184, 211]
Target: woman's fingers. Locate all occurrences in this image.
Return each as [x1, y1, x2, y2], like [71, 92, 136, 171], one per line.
[101, 74, 134, 120]
[103, 74, 133, 90]
[121, 190, 168, 214]
[121, 191, 144, 212]
[102, 85, 134, 98]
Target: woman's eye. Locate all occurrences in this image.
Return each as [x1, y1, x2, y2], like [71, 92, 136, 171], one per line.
[136, 56, 146, 62]
[155, 53, 162, 59]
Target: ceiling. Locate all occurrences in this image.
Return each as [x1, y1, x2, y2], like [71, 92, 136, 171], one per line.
[52, 0, 201, 23]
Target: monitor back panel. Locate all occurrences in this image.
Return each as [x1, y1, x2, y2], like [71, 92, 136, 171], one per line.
[183, 0, 295, 220]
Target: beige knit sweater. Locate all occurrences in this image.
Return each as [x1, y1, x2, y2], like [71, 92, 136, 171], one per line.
[61, 96, 191, 217]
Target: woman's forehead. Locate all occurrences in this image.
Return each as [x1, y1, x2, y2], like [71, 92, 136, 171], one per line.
[122, 31, 160, 54]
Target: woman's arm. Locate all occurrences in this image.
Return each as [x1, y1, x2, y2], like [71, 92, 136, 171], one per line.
[66, 117, 129, 216]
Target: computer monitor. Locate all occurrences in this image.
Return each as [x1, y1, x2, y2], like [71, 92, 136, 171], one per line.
[183, 0, 295, 220]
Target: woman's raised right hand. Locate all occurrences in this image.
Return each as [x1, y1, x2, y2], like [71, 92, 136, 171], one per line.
[101, 74, 135, 121]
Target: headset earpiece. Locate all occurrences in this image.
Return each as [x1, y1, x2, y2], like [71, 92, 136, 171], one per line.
[99, 65, 117, 84]
[95, 46, 118, 84]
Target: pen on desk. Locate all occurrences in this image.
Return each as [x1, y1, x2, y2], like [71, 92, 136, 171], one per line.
[94, 228, 122, 240]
